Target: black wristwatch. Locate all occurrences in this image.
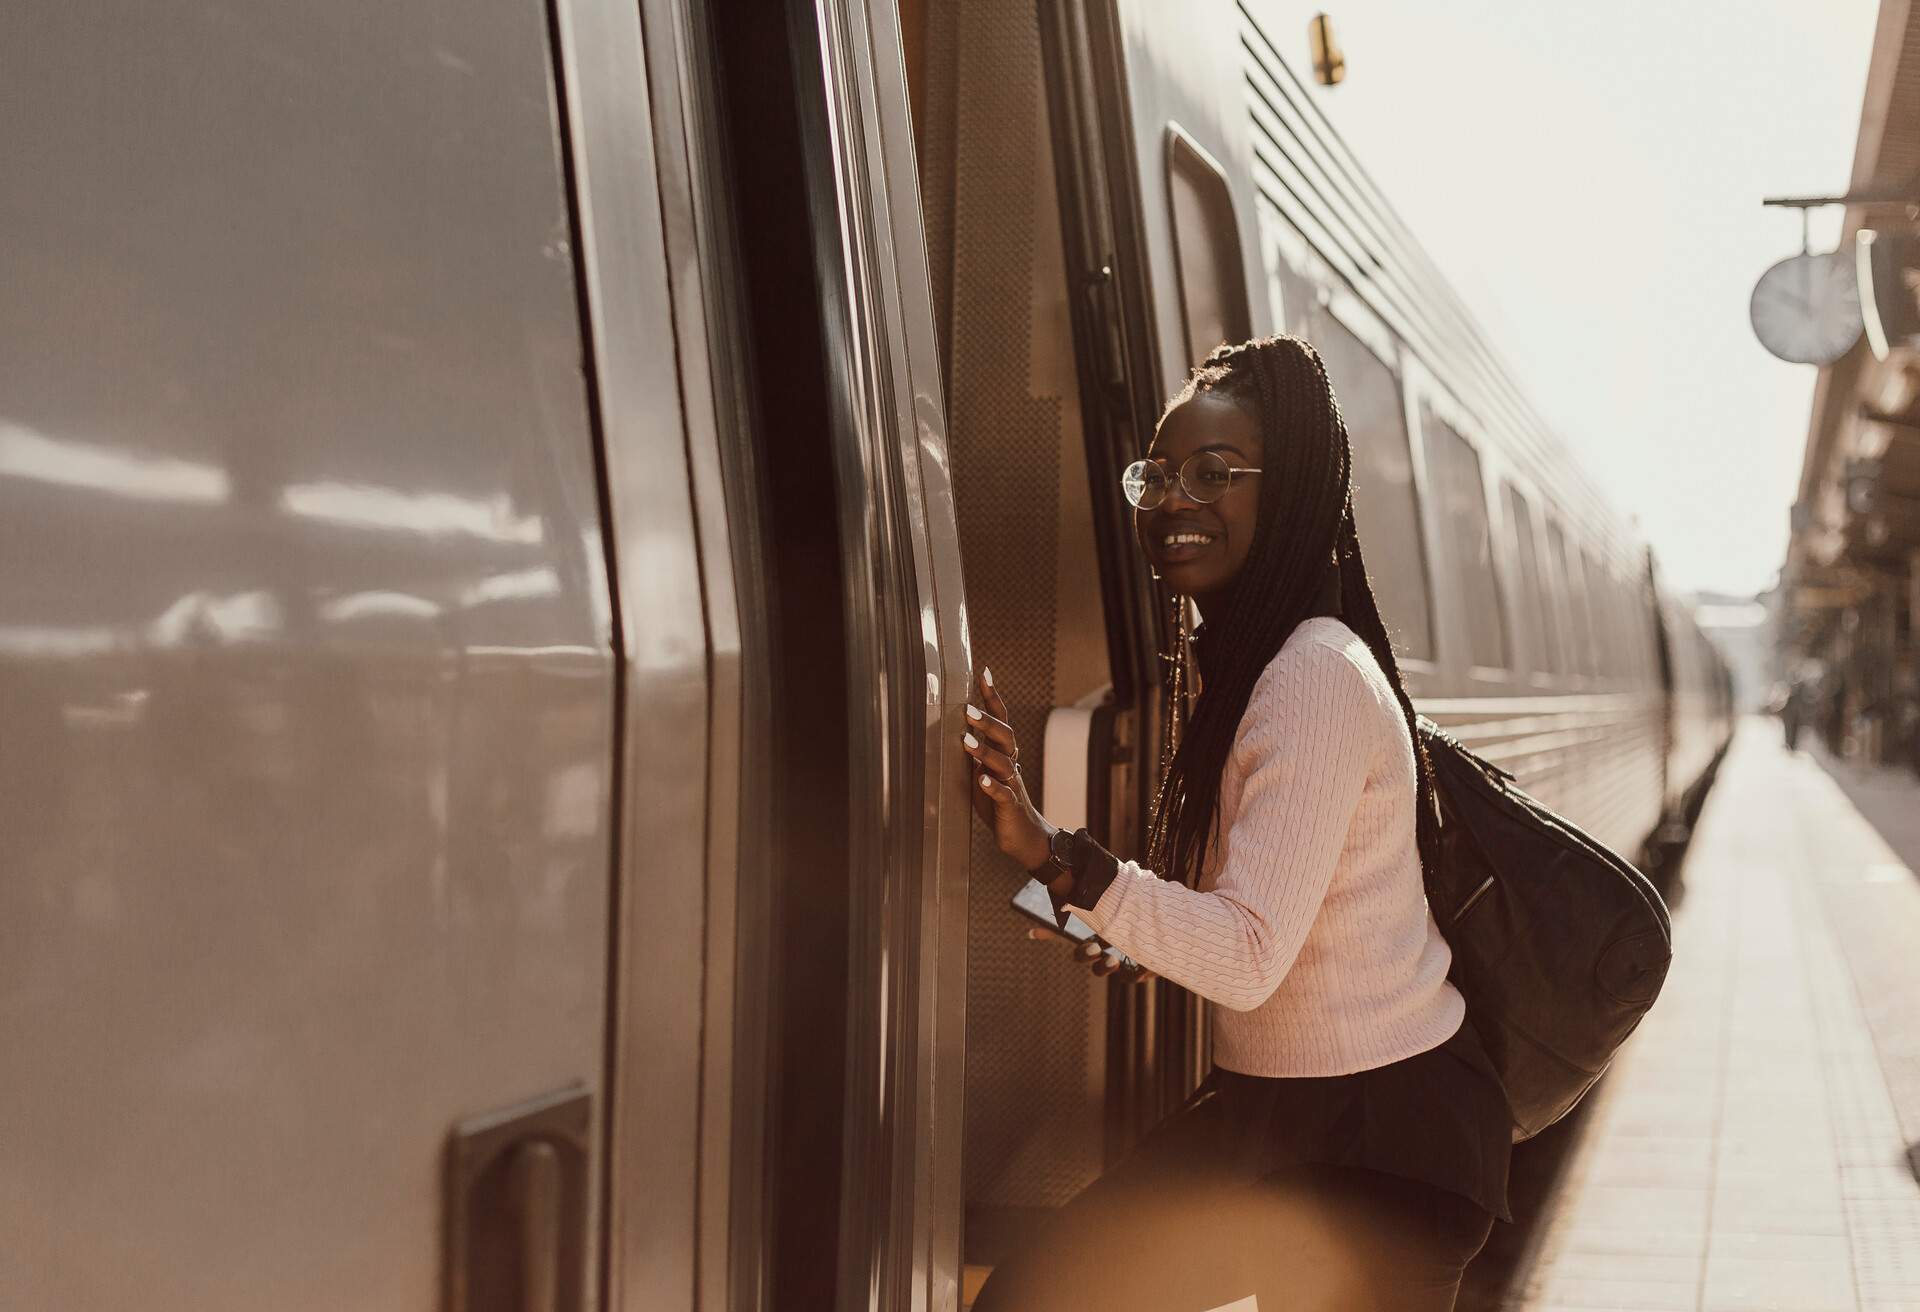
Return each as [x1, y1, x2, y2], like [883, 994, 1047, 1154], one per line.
[1035, 825, 1078, 883]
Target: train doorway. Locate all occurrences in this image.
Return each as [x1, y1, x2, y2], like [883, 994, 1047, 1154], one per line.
[902, 0, 1182, 1282]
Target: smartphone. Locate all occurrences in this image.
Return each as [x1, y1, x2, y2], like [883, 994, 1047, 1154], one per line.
[1009, 877, 1099, 945]
[1010, 881, 1145, 976]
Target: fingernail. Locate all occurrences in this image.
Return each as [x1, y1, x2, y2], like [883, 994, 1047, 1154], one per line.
[963, 732, 979, 749]
[979, 773, 993, 791]
[966, 704, 982, 720]
[983, 667, 993, 687]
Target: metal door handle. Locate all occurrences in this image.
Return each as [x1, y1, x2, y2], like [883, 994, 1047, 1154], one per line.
[509, 1140, 562, 1312]
[444, 1086, 591, 1312]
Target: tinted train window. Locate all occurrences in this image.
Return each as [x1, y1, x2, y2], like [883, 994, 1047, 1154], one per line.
[1426, 412, 1508, 670]
[1312, 314, 1433, 660]
[1502, 483, 1553, 674]
[1167, 126, 1252, 367]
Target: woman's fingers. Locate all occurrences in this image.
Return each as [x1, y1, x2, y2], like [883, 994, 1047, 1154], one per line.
[977, 666, 1011, 723]
[962, 731, 1016, 782]
[1025, 926, 1149, 981]
[964, 701, 1017, 757]
[1022, 926, 1101, 960]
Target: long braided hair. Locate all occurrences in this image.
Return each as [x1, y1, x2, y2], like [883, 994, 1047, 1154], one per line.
[1145, 335, 1441, 891]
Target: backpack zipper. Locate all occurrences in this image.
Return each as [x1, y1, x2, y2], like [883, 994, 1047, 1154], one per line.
[1452, 874, 1496, 924]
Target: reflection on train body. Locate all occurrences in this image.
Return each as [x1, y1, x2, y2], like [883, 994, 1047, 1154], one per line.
[0, 0, 1730, 1308]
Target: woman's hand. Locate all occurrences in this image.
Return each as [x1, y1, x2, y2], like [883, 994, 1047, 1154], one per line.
[1026, 927, 1157, 982]
[962, 666, 1053, 872]
[963, 665, 1151, 983]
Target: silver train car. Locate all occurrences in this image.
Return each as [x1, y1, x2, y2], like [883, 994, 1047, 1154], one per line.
[0, 0, 1731, 1309]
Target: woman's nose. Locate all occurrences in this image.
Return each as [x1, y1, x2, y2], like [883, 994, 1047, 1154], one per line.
[1162, 476, 1205, 511]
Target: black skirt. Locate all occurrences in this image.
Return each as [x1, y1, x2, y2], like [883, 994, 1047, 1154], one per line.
[1206, 1016, 1513, 1222]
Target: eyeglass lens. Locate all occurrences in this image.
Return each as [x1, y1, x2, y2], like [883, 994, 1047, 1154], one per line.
[1121, 451, 1235, 509]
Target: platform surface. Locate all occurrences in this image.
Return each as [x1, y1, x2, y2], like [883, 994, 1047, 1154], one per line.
[1501, 721, 1920, 1311]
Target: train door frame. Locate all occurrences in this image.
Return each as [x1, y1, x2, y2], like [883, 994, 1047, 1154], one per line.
[626, 4, 773, 1303]
[665, 0, 975, 1306]
[787, 4, 974, 1305]
[545, 1, 748, 1307]
[1035, 0, 1215, 1149]
[1032, 0, 1354, 1144]
[559, 0, 974, 1305]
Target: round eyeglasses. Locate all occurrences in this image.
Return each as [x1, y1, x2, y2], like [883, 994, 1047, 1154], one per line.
[1121, 451, 1262, 510]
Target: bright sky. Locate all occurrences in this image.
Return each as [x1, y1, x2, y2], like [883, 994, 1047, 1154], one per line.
[1253, 0, 1883, 596]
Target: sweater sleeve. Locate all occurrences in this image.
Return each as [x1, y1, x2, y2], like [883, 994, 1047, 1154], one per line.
[1069, 639, 1380, 1012]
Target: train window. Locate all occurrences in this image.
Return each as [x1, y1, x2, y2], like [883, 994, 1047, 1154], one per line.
[1425, 411, 1508, 670]
[1501, 483, 1553, 674]
[1545, 520, 1594, 679]
[1590, 564, 1616, 678]
[1589, 560, 1618, 679]
[1598, 562, 1630, 680]
[1167, 125, 1252, 366]
[1575, 553, 1604, 680]
[1311, 311, 1433, 660]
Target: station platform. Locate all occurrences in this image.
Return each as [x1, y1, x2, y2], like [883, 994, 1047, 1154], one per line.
[1492, 720, 1920, 1311]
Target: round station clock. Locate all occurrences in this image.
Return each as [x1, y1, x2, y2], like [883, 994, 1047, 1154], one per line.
[1749, 250, 1863, 366]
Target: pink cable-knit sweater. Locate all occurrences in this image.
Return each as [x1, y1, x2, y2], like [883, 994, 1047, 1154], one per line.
[1072, 616, 1464, 1078]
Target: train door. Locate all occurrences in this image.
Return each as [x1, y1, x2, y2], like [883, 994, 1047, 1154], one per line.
[0, 1, 656, 1307]
[902, 0, 1275, 1291]
[906, 0, 1145, 1281]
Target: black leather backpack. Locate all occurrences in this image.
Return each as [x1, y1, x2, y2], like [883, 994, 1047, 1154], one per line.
[1417, 718, 1673, 1141]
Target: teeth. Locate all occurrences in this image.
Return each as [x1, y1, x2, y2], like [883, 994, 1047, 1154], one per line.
[1163, 533, 1212, 546]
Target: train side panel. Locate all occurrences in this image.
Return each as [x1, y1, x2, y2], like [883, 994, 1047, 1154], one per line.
[0, 2, 630, 1306]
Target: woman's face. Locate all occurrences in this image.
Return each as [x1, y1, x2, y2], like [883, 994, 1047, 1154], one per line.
[1134, 392, 1263, 607]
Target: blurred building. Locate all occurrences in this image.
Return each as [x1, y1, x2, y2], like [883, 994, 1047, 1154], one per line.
[1782, 0, 1920, 765]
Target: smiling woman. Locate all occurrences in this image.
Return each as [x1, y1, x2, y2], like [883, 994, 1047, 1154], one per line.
[1127, 395, 1264, 615]
[962, 337, 1513, 1311]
